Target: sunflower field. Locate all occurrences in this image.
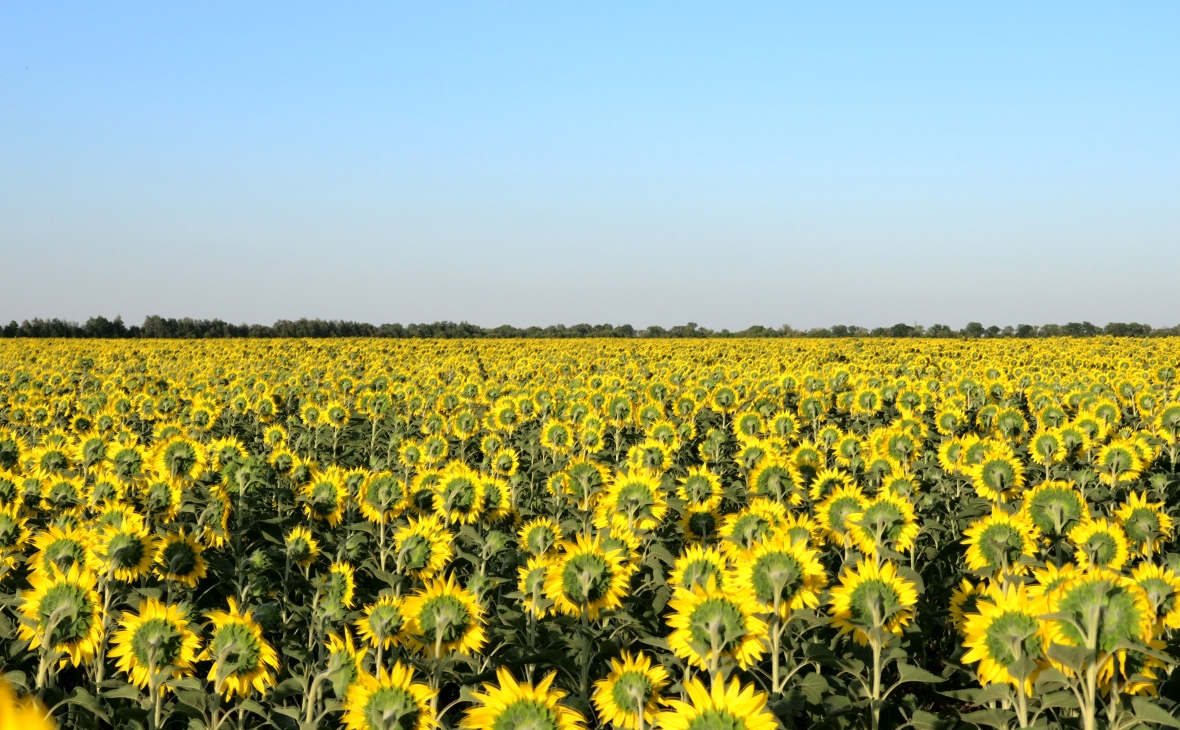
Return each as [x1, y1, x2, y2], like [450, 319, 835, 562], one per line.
[2, 337, 1180, 730]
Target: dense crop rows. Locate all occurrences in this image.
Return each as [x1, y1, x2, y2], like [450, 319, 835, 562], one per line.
[1, 338, 1179, 730]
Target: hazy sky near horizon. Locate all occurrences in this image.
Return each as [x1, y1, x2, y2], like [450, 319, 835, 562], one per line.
[2, 3, 1178, 330]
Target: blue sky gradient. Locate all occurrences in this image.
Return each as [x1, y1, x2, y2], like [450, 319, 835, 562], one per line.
[2, 3, 1178, 329]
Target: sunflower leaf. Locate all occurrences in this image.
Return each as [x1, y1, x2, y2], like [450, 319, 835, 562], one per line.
[1133, 697, 1180, 728]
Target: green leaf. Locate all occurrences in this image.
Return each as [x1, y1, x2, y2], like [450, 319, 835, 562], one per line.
[959, 707, 1017, 729]
[897, 663, 945, 685]
[1132, 697, 1180, 728]
[1036, 690, 1078, 711]
[796, 672, 831, 704]
[909, 709, 946, 730]
[60, 687, 110, 723]
[104, 683, 143, 700]
[940, 685, 1010, 705]
[1047, 643, 1092, 674]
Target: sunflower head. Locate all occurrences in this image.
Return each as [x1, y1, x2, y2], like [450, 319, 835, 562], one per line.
[393, 516, 453, 579]
[460, 667, 586, 730]
[356, 595, 406, 650]
[848, 493, 919, 557]
[544, 534, 636, 619]
[200, 598, 280, 698]
[1115, 491, 1174, 556]
[733, 535, 826, 617]
[963, 508, 1036, 577]
[18, 564, 104, 667]
[1021, 481, 1087, 538]
[592, 651, 670, 730]
[670, 545, 728, 593]
[155, 530, 208, 588]
[666, 578, 767, 670]
[518, 517, 562, 557]
[1046, 570, 1154, 664]
[961, 584, 1046, 692]
[109, 599, 201, 692]
[402, 575, 486, 658]
[344, 662, 437, 730]
[285, 525, 320, 568]
[1068, 519, 1130, 572]
[654, 677, 778, 730]
[828, 560, 918, 646]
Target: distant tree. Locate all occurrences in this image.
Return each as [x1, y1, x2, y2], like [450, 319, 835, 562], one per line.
[963, 322, 984, 338]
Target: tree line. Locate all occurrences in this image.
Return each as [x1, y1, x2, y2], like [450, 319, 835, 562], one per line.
[1, 316, 1175, 340]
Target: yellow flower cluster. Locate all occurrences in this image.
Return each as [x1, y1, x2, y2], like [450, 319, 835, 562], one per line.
[1, 335, 1178, 729]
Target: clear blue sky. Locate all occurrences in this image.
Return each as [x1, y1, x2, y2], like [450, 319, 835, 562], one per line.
[2, 3, 1178, 330]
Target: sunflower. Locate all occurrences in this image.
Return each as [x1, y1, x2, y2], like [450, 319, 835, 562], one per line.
[519, 555, 554, 618]
[200, 598, 280, 698]
[961, 584, 1046, 692]
[344, 662, 436, 730]
[26, 442, 72, 480]
[540, 420, 575, 456]
[937, 437, 968, 475]
[676, 466, 723, 512]
[1095, 440, 1143, 486]
[301, 468, 348, 527]
[669, 545, 729, 592]
[356, 595, 407, 651]
[967, 445, 1025, 502]
[562, 459, 611, 507]
[747, 459, 802, 504]
[141, 476, 184, 523]
[393, 515, 453, 579]
[154, 530, 208, 588]
[592, 651, 669, 730]
[828, 560, 918, 646]
[30, 524, 98, 577]
[461, 667, 586, 730]
[815, 484, 869, 548]
[731, 535, 826, 618]
[627, 438, 674, 474]
[595, 470, 667, 534]
[357, 472, 409, 525]
[948, 579, 990, 636]
[402, 575, 486, 657]
[847, 493, 920, 556]
[95, 517, 157, 582]
[285, 525, 320, 568]
[666, 579, 767, 671]
[431, 462, 484, 525]
[325, 628, 367, 696]
[718, 499, 786, 561]
[962, 508, 1037, 577]
[324, 561, 357, 612]
[544, 534, 636, 619]
[807, 466, 853, 502]
[153, 436, 206, 481]
[39, 474, 85, 515]
[1068, 519, 1130, 572]
[87, 470, 126, 508]
[1027, 562, 1079, 614]
[0, 503, 30, 566]
[1044, 569, 1154, 676]
[1020, 481, 1087, 539]
[679, 506, 721, 543]
[0, 677, 53, 730]
[198, 484, 233, 549]
[654, 677, 777, 730]
[109, 599, 201, 692]
[1129, 562, 1180, 631]
[18, 564, 104, 667]
[1115, 491, 1175, 557]
[518, 517, 562, 557]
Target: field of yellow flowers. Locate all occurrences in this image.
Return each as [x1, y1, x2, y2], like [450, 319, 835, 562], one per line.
[1, 337, 1179, 730]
